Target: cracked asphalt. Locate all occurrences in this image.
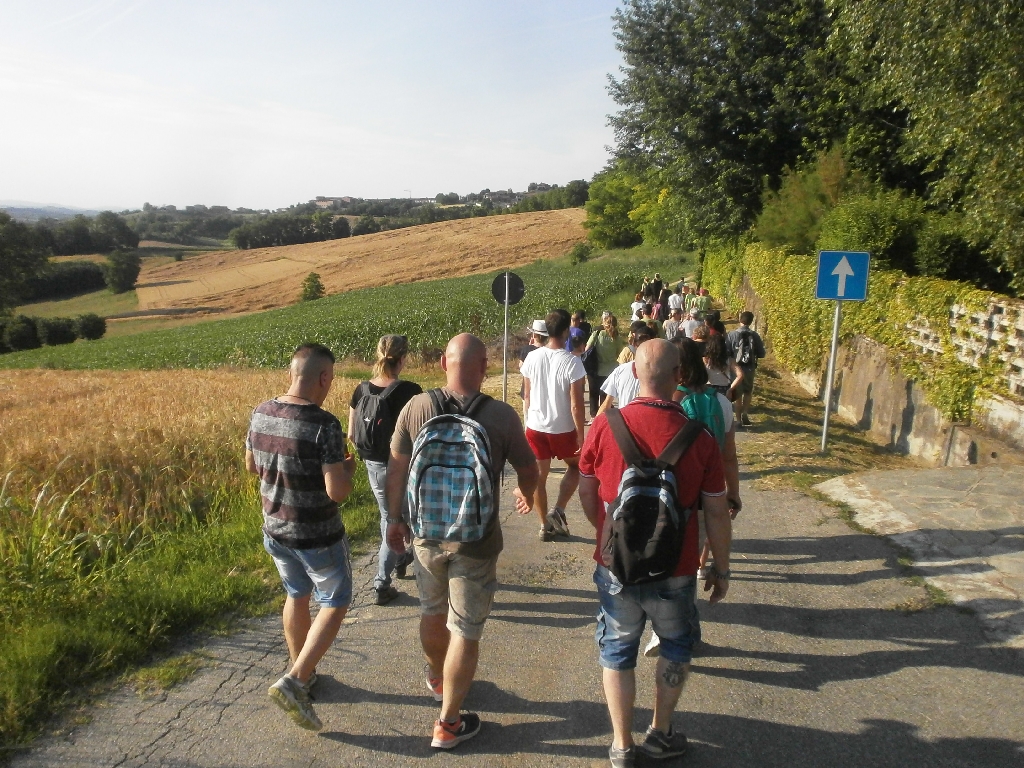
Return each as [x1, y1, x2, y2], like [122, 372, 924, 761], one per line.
[12, 454, 1024, 767]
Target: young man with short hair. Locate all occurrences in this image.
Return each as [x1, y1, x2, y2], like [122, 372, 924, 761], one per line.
[246, 343, 357, 732]
[663, 308, 684, 341]
[579, 340, 733, 767]
[726, 311, 766, 426]
[521, 308, 587, 540]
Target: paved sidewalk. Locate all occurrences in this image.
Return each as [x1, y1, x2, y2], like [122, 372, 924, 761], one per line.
[815, 465, 1024, 648]
[13, 468, 1024, 767]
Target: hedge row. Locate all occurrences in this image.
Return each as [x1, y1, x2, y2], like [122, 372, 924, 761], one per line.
[0, 314, 106, 354]
[702, 242, 998, 421]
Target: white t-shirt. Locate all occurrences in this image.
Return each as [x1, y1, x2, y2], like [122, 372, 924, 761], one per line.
[630, 300, 645, 316]
[668, 293, 684, 311]
[682, 318, 702, 338]
[521, 345, 586, 434]
[717, 391, 735, 434]
[600, 361, 640, 408]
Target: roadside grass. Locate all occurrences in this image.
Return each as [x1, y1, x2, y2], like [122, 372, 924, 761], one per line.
[0, 250, 693, 370]
[0, 369, 386, 748]
[738, 360, 955, 610]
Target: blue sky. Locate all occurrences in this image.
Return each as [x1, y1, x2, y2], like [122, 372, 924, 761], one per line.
[0, 1, 624, 210]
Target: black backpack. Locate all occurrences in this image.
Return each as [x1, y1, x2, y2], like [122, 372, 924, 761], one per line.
[350, 380, 403, 462]
[600, 407, 703, 586]
[735, 329, 758, 366]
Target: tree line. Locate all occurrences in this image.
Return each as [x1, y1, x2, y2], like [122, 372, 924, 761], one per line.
[583, 0, 1023, 295]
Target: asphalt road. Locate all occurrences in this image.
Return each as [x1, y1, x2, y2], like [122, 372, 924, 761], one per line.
[12, 463, 1024, 767]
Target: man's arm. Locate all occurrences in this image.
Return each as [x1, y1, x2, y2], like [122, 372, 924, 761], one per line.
[511, 459, 540, 515]
[245, 449, 258, 475]
[522, 376, 531, 413]
[596, 393, 615, 417]
[323, 455, 356, 502]
[701, 492, 732, 604]
[579, 475, 601, 529]
[722, 428, 741, 517]
[384, 452, 412, 553]
[570, 378, 585, 445]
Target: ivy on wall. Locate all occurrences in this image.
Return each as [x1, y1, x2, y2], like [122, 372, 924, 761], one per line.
[704, 243, 998, 421]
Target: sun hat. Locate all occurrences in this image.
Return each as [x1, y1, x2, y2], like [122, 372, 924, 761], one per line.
[528, 319, 549, 336]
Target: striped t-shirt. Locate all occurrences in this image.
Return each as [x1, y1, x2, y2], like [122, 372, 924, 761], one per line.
[246, 399, 347, 549]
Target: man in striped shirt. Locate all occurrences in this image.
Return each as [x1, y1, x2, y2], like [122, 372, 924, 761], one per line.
[246, 343, 356, 731]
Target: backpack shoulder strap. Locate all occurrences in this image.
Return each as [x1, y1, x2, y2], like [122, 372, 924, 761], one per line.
[380, 380, 403, 399]
[656, 418, 704, 468]
[462, 392, 492, 419]
[427, 388, 448, 418]
[605, 407, 646, 467]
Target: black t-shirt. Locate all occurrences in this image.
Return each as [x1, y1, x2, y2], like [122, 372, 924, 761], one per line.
[578, 321, 593, 344]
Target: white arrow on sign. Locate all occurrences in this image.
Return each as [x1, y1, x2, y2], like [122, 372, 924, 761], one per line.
[832, 255, 855, 297]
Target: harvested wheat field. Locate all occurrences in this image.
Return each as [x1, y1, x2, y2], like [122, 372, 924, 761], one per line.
[135, 208, 586, 315]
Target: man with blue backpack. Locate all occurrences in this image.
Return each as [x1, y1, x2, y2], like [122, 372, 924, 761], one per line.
[578, 339, 733, 767]
[384, 333, 539, 750]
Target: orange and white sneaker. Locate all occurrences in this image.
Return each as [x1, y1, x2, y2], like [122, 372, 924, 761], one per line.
[431, 712, 481, 749]
[424, 664, 443, 702]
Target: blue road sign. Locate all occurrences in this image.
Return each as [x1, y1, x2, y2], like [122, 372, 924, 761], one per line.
[816, 250, 870, 301]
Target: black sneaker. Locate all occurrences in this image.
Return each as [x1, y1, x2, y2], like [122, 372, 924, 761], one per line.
[431, 712, 482, 749]
[740, 413, 751, 427]
[395, 553, 414, 579]
[608, 744, 636, 767]
[639, 726, 688, 759]
[374, 585, 399, 605]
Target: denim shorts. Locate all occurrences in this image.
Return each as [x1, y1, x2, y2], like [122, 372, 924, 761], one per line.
[263, 533, 353, 608]
[594, 565, 699, 671]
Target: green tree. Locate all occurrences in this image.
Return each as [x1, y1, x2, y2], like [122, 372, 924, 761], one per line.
[352, 215, 381, 236]
[837, 0, 1024, 291]
[102, 250, 142, 294]
[0, 212, 47, 312]
[609, 0, 837, 243]
[300, 272, 325, 301]
[91, 211, 140, 252]
[583, 167, 642, 248]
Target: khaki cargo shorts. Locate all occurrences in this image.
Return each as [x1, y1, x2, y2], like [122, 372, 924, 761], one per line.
[413, 543, 498, 641]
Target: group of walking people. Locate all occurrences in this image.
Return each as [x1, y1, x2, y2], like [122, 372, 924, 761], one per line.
[244, 279, 766, 766]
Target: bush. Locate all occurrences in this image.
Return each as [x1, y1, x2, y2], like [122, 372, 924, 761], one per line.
[568, 242, 593, 265]
[102, 250, 142, 294]
[35, 317, 77, 346]
[815, 191, 923, 273]
[75, 313, 107, 341]
[3, 315, 41, 351]
[300, 272, 325, 302]
[22, 260, 107, 302]
[0, 317, 9, 354]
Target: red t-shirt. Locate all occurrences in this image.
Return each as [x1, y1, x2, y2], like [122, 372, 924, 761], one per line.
[578, 397, 726, 576]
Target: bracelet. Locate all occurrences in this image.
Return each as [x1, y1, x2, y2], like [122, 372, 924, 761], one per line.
[386, 518, 406, 525]
[709, 565, 731, 580]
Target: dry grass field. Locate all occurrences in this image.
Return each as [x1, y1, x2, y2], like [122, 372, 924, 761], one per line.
[134, 208, 586, 314]
[0, 368, 369, 528]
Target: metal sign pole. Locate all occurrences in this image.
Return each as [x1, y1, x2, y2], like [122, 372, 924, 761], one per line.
[820, 300, 843, 453]
[502, 271, 509, 403]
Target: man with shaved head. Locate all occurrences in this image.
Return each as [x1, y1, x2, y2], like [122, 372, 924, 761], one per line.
[579, 339, 732, 766]
[386, 333, 539, 750]
[246, 343, 357, 732]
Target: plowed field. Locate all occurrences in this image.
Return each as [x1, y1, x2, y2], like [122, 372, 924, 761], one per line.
[135, 209, 586, 314]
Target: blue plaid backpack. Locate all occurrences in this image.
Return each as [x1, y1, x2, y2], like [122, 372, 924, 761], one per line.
[407, 389, 496, 542]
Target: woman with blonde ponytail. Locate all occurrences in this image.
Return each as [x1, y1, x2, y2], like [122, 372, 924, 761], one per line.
[348, 334, 422, 605]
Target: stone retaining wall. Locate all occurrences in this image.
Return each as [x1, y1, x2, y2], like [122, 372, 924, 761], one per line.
[735, 277, 1024, 466]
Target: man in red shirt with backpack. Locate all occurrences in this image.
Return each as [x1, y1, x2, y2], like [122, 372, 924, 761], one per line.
[578, 339, 734, 767]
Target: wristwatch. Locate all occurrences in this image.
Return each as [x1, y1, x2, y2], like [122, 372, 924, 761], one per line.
[709, 565, 731, 580]
[386, 517, 406, 525]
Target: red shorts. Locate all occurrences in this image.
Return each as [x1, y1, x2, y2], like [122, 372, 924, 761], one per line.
[526, 428, 580, 461]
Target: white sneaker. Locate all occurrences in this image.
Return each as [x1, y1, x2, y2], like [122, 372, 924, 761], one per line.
[643, 633, 661, 658]
[268, 674, 322, 731]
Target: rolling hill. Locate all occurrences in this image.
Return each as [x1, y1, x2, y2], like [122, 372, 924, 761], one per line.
[134, 208, 587, 315]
